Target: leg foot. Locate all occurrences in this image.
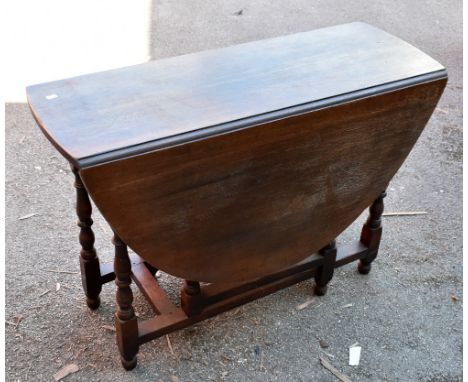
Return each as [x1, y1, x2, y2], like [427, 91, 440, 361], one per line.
[357, 261, 372, 275]
[114, 233, 139, 369]
[121, 356, 137, 370]
[358, 190, 386, 274]
[314, 284, 328, 296]
[86, 296, 101, 310]
[314, 240, 337, 296]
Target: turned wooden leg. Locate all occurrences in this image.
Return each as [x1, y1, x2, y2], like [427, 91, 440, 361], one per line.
[314, 240, 337, 296]
[114, 233, 139, 370]
[358, 190, 386, 274]
[72, 166, 101, 310]
[181, 280, 203, 317]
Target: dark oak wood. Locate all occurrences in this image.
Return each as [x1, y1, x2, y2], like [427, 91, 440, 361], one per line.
[131, 261, 176, 315]
[72, 167, 101, 309]
[88, 237, 378, 357]
[80, 79, 446, 284]
[144, 262, 158, 277]
[314, 241, 337, 296]
[99, 253, 147, 284]
[358, 191, 387, 274]
[27, 22, 448, 370]
[135, 240, 373, 346]
[180, 280, 203, 317]
[334, 242, 368, 267]
[200, 253, 322, 306]
[113, 233, 138, 370]
[26, 22, 445, 167]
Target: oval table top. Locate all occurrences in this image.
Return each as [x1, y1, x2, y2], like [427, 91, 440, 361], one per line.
[27, 22, 445, 169]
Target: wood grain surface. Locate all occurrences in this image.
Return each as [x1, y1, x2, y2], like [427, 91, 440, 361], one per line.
[26, 22, 445, 167]
[80, 79, 446, 283]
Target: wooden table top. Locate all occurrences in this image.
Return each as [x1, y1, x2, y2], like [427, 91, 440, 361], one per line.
[27, 22, 445, 168]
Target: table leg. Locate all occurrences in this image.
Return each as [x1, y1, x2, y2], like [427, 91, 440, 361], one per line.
[72, 167, 101, 310]
[113, 233, 139, 370]
[181, 280, 203, 316]
[358, 190, 387, 274]
[314, 240, 337, 296]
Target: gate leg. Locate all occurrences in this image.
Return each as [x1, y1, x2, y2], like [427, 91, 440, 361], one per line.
[72, 166, 101, 310]
[181, 280, 203, 316]
[358, 191, 387, 274]
[314, 240, 337, 296]
[113, 233, 139, 370]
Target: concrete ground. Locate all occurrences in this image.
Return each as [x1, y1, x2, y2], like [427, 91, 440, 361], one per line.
[6, 1, 462, 381]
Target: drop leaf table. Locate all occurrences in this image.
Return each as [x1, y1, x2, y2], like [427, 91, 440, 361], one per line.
[26, 22, 446, 369]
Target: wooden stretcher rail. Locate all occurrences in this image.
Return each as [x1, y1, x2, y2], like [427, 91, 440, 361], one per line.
[94, 240, 372, 347]
[131, 262, 177, 315]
